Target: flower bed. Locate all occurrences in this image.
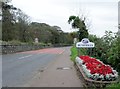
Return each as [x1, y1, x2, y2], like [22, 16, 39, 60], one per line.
[75, 55, 118, 81]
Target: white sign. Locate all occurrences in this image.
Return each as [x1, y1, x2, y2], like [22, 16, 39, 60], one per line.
[35, 38, 39, 43]
[76, 38, 95, 48]
[73, 38, 77, 44]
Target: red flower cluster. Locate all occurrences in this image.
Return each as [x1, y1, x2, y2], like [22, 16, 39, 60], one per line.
[79, 55, 113, 76]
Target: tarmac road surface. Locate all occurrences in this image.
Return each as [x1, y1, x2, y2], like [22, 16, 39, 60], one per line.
[2, 47, 83, 87]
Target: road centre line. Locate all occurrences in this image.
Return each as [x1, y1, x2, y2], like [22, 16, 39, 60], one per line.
[18, 55, 33, 59]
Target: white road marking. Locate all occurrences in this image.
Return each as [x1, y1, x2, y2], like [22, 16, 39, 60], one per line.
[18, 55, 33, 59]
[59, 50, 65, 54]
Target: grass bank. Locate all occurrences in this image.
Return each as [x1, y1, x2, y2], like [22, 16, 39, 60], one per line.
[70, 46, 87, 62]
[70, 46, 78, 62]
[104, 83, 120, 89]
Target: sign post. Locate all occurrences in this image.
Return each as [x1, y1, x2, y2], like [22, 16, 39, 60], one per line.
[76, 38, 95, 56]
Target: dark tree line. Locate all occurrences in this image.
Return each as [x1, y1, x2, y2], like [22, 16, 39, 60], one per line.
[1, 1, 73, 45]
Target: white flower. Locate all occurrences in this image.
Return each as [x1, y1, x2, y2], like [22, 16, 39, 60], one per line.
[92, 73, 99, 80]
[97, 59, 104, 64]
[109, 73, 116, 80]
[86, 69, 92, 78]
[113, 70, 118, 75]
[82, 65, 93, 78]
[106, 74, 111, 80]
[82, 65, 86, 72]
[112, 70, 118, 79]
[99, 75, 104, 80]
[75, 57, 83, 65]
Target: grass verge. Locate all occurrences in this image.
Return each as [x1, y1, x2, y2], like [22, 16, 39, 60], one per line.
[70, 46, 88, 62]
[104, 83, 120, 89]
[70, 46, 78, 62]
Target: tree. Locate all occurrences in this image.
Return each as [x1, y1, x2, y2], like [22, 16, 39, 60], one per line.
[1, 0, 73, 45]
[50, 26, 60, 44]
[16, 9, 31, 42]
[2, 1, 17, 41]
[2, 0, 31, 42]
[68, 15, 88, 41]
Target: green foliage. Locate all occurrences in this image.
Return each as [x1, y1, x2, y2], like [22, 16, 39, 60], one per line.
[86, 31, 120, 75]
[104, 83, 120, 89]
[72, 31, 120, 75]
[70, 46, 89, 62]
[2, 40, 29, 45]
[69, 31, 78, 38]
[68, 15, 89, 41]
[68, 16, 76, 24]
[70, 46, 78, 62]
[79, 48, 88, 55]
[1, 2, 73, 45]
[28, 22, 73, 44]
[2, 2, 14, 41]
[1, 40, 51, 47]
[2, 1, 17, 41]
[71, 31, 120, 88]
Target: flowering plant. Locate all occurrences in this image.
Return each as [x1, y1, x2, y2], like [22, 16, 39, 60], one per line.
[75, 55, 118, 81]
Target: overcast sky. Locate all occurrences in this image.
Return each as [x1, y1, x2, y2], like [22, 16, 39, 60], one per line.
[11, 0, 119, 37]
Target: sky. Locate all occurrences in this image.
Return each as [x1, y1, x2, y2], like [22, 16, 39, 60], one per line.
[11, 0, 119, 37]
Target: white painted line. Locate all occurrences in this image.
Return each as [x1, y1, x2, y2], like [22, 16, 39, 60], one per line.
[59, 50, 65, 54]
[18, 55, 32, 59]
[63, 67, 71, 70]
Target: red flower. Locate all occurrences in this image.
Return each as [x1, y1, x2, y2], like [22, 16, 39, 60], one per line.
[79, 55, 113, 75]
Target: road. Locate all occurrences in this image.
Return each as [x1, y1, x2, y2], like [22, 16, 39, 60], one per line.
[2, 47, 65, 87]
[2, 47, 83, 87]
